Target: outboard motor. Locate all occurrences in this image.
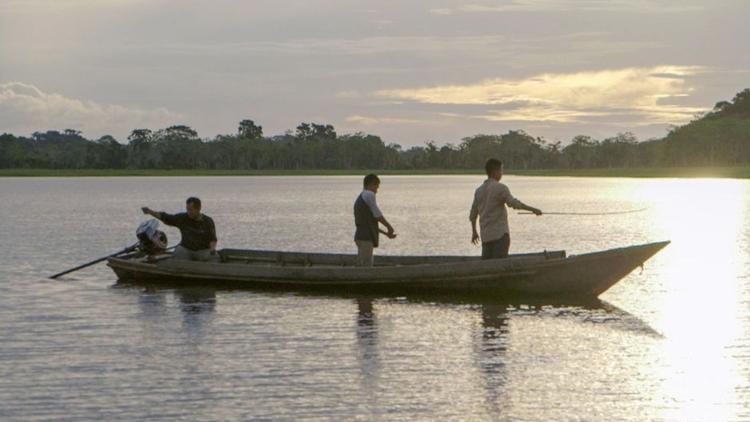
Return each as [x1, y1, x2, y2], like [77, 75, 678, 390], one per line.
[136, 219, 168, 255]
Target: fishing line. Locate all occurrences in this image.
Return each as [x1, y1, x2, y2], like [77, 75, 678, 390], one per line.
[518, 207, 648, 216]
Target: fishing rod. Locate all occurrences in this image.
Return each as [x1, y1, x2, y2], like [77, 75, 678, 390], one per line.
[518, 207, 648, 216]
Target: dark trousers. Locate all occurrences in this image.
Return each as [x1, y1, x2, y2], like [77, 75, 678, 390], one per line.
[482, 234, 510, 260]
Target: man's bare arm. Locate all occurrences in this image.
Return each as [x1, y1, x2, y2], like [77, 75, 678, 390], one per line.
[470, 197, 480, 245]
[504, 190, 542, 216]
[378, 228, 397, 239]
[470, 215, 480, 245]
[377, 216, 395, 234]
[509, 201, 542, 216]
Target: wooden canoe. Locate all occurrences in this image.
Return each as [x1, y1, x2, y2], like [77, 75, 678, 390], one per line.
[107, 241, 669, 298]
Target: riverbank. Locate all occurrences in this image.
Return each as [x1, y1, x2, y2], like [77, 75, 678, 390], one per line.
[1, 167, 749, 178]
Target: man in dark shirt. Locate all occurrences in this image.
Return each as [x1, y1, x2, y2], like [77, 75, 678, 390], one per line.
[354, 174, 396, 266]
[141, 197, 218, 261]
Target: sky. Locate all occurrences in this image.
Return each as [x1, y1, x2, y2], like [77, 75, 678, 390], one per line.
[1, 0, 748, 146]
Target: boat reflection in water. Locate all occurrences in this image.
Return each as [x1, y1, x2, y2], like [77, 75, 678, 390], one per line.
[116, 282, 659, 415]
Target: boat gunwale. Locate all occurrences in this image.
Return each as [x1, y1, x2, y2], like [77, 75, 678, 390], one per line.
[108, 253, 549, 283]
[217, 248, 565, 265]
[107, 241, 669, 285]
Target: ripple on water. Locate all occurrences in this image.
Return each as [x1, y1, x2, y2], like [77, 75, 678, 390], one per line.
[1, 176, 749, 421]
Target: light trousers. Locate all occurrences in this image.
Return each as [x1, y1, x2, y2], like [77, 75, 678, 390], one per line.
[172, 245, 216, 262]
[355, 240, 374, 267]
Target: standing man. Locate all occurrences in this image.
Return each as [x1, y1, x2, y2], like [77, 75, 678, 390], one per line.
[470, 159, 542, 259]
[354, 174, 397, 266]
[141, 197, 218, 261]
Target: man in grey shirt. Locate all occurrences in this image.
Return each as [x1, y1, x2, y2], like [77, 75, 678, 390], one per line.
[470, 159, 542, 259]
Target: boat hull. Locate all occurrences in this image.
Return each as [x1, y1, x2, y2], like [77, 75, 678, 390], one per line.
[108, 241, 669, 298]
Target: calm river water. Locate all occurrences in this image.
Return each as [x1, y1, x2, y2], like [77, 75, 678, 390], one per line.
[1, 175, 749, 421]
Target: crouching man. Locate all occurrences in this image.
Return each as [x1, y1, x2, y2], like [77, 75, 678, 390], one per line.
[141, 197, 218, 261]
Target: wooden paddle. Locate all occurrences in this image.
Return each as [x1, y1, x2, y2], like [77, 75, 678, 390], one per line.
[50, 242, 139, 279]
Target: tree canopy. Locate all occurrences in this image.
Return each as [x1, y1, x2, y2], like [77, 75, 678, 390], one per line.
[2, 89, 749, 171]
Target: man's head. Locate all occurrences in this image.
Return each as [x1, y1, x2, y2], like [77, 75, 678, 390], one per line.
[363, 173, 381, 193]
[485, 158, 503, 180]
[185, 196, 202, 219]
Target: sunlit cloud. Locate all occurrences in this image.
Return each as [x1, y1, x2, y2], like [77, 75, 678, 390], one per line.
[376, 66, 707, 125]
[430, 0, 704, 15]
[0, 81, 182, 139]
[479, 107, 612, 123]
[478, 105, 705, 126]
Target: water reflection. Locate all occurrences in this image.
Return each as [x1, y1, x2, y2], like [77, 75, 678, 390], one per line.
[354, 297, 381, 412]
[123, 282, 218, 343]
[640, 179, 750, 421]
[176, 288, 217, 346]
[355, 297, 378, 364]
[135, 286, 167, 318]
[177, 288, 217, 315]
[476, 303, 510, 416]
[117, 281, 668, 420]
[9, 176, 750, 420]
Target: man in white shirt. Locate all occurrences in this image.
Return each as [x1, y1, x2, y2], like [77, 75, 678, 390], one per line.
[354, 174, 397, 266]
[470, 158, 542, 259]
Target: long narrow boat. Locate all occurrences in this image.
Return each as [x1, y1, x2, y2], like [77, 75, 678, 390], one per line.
[107, 241, 669, 298]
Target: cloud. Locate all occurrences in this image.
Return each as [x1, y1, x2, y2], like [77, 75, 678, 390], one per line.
[0, 82, 182, 139]
[345, 115, 426, 126]
[0, 0, 147, 13]
[476, 104, 705, 126]
[169, 35, 515, 56]
[113, 32, 659, 79]
[478, 106, 612, 122]
[431, 0, 704, 14]
[376, 66, 707, 125]
[428, 8, 455, 15]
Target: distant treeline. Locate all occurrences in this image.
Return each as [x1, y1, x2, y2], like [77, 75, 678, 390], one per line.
[1, 89, 749, 171]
